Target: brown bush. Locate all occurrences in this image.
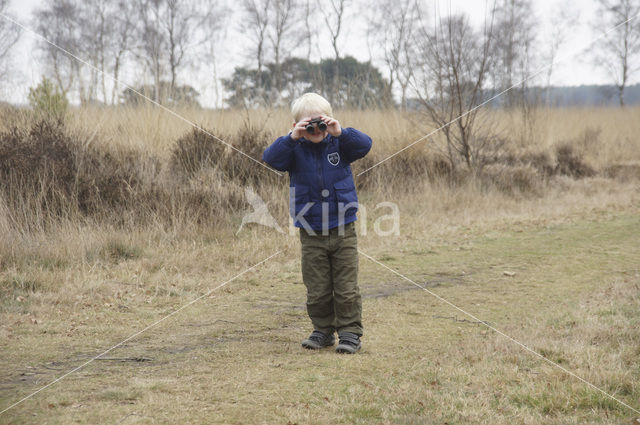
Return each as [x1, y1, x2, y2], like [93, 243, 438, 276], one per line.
[604, 162, 640, 182]
[0, 121, 241, 230]
[481, 164, 543, 196]
[170, 124, 276, 187]
[0, 121, 78, 220]
[170, 126, 227, 177]
[224, 122, 275, 186]
[521, 151, 555, 176]
[0, 120, 156, 220]
[555, 144, 595, 178]
[354, 141, 461, 191]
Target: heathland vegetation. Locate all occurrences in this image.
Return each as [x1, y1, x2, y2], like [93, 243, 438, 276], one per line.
[1, 104, 639, 239]
[1, 103, 640, 423]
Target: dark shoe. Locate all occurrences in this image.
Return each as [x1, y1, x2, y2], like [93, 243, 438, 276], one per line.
[335, 332, 361, 354]
[302, 330, 335, 349]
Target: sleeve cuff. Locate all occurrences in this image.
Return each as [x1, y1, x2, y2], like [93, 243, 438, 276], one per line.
[284, 133, 298, 147]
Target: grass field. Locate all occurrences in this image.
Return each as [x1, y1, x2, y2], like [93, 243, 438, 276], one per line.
[1, 201, 640, 424]
[1, 105, 640, 423]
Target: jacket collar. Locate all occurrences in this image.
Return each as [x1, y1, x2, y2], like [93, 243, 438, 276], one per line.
[299, 134, 331, 145]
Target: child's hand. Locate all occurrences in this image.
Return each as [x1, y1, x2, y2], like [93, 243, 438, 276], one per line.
[320, 115, 342, 137]
[291, 117, 311, 140]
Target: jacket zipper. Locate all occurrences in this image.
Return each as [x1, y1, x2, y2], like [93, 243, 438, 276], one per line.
[315, 144, 324, 194]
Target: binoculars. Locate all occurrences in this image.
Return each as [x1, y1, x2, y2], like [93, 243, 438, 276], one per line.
[306, 118, 327, 133]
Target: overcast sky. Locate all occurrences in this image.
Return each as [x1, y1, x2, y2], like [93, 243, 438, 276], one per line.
[1, 0, 635, 107]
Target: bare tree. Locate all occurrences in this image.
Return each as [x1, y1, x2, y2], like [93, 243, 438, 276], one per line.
[74, 0, 136, 105]
[75, 0, 110, 103]
[492, 0, 537, 108]
[491, 0, 538, 145]
[31, 0, 99, 104]
[316, 0, 349, 105]
[34, 0, 130, 103]
[110, 1, 136, 105]
[165, 0, 195, 92]
[242, 0, 271, 96]
[301, 0, 315, 61]
[268, 0, 298, 104]
[542, 3, 579, 106]
[592, 0, 640, 106]
[368, 0, 424, 108]
[135, 0, 222, 103]
[136, 1, 164, 101]
[317, 0, 348, 60]
[203, 4, 230, 109]
[412, 9, 497, 172]
[33, 0, 82, 95]
[0, 0, 21, 84]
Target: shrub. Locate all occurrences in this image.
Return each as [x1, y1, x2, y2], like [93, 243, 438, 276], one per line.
[604, 162, 640, 182]
[0, 121, 144, 225]
[101, 239, 142, 262]
[0, 121, 77, 221]
[170, 126, 227, 177]
[27, 77, 69, 122]
[555, 144, 595, 178]
[170, 123, 275, 187]
[0, 119, 260, 230]
[354, 143, 459, 191]
[224, 122, 273, 185]
[481, 164, 542, 196]
[521, 151, 555, 176]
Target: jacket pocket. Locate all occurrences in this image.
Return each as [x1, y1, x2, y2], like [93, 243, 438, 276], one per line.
[333, 176, 358, 205]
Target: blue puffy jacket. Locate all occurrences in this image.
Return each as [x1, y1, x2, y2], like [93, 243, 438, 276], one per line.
[262, 128, 372, 231]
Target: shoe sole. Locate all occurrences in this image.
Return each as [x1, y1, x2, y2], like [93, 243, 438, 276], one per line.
[302, 341, 335, 350]
[335, 343, 362, 354]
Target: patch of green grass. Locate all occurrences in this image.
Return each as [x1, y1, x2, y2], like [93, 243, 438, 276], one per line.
[35, 256, 68, 270]
[349, 406, 382, 421]
[595, 309, 617, 318]
[9, 253, 69, 271]
[0, 276, 42, 293]
[96, 389, 142, 402]
[573, 388, 627, 413]
[148, 382, 172, 392]
[619, 303, 640, 320]
[101, 240, 142, 262]
[508, 388, 621, 416]
[537, 347, 568, 365]
[409, 248, 437, 256]
[377, 254, 396, 262]
[546, 313, 579, 330]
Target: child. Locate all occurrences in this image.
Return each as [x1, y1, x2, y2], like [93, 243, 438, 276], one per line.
[262, 93, 372, 354]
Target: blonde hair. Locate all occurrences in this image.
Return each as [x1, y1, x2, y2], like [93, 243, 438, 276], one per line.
[291, 92, 333, 122]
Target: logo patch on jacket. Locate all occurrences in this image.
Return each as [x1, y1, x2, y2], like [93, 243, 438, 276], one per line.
[327, 152, 340, 166]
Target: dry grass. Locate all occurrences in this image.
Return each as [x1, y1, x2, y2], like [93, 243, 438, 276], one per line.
[1, 104, 639, 235]
[1, 105, 640, 423]
[3, 105, 638, 164]
[1, 210, 639, 424]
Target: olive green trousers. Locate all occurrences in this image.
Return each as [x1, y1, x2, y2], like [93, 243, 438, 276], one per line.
[299, 221, 363, 336]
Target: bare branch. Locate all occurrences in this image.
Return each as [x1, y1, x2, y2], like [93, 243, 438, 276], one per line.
[592, 0, 640, 106]
[0, 0, 21, 84]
